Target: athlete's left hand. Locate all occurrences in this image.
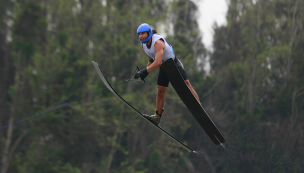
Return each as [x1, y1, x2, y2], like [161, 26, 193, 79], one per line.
[134, 68, 149, 80]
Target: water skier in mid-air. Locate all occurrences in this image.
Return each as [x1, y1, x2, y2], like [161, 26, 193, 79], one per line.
[134, 23, 201, 125]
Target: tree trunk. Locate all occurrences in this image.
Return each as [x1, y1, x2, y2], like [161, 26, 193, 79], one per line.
[286, 0, 299, 84]
[0, 117, 13, 173]
[105, 102, 125, 173]
[247, 0, 260, 114]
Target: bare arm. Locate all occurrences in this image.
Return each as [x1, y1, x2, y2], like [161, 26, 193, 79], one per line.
[147, 40, 165, 72]
[134, 41, 164, 80]
[147, 61, 152, 68]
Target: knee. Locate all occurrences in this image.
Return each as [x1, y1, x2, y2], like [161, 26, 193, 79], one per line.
[157, 86, 167, 97]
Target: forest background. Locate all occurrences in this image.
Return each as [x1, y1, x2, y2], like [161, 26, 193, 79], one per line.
[0, 0, 303, 172]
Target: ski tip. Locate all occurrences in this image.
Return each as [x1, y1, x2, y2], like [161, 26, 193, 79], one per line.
[191, 150, 202, 155]
[190, 150, 204, 156]
[191, 150, 199, 154]
[220, 143, 226, 149]
[214, 134, 225, 146]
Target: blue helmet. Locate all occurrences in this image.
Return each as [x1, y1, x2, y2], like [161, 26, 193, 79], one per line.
[137, 23, 153, 43]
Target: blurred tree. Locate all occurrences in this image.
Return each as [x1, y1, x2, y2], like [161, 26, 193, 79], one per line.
[2, 0, 303, 172]
[0, 0, 13, 169]
[209, 0, 304, 172]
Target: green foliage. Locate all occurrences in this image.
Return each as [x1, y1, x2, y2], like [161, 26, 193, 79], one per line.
[210, 0, 304, 172]
[1, 0, 304, 172]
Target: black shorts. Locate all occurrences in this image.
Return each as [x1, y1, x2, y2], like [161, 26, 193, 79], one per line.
[157, 58, 188, 87]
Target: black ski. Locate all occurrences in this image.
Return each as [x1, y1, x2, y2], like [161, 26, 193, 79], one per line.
[161, 58, 225, 145]
[92, 61, 194, 153]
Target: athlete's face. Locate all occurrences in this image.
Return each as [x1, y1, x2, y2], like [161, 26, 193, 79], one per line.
[138, 32, 148, 41]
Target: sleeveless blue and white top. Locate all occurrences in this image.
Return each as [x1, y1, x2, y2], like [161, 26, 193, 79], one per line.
[142, 34, 175, 63]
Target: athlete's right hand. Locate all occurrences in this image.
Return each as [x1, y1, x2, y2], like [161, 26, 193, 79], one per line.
[134, 68, 149, 81]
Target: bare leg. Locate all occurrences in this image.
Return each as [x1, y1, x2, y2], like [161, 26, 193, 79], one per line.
[185, 80, 201, 103]
[156, 85, 167, 114]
